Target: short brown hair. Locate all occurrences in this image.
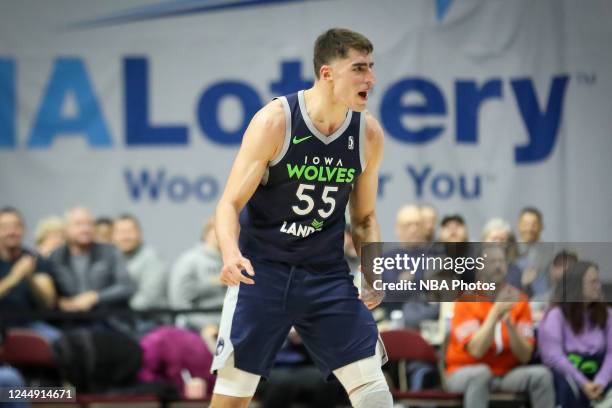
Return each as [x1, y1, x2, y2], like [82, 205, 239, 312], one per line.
[313, 28, 373, 79]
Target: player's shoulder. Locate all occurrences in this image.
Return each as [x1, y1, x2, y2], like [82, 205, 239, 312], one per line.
[241, 99, 286, 156]
[250, 98, 285, 133]
[363, 110, 384, 144]
[361, 110, 384, 159]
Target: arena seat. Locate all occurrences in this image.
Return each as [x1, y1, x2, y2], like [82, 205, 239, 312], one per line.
[381, 329, 463, 406]
[3, 328, 56, 367]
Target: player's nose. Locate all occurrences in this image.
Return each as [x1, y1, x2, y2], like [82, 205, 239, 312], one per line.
[366, 68, 376, 87]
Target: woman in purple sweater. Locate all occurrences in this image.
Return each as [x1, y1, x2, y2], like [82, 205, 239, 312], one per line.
[538, 261, 612, 408]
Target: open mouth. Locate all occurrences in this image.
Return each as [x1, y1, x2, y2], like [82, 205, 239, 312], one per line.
[358, 91, 368, 101]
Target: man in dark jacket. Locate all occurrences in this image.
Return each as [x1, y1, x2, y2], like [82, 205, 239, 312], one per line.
[49, 207, 135, 311]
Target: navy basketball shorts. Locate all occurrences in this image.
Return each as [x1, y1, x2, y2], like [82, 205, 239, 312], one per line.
[211, 257, 382, 379]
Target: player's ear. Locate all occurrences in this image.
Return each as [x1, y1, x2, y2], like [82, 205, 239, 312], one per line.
[320, 65, 332, 81]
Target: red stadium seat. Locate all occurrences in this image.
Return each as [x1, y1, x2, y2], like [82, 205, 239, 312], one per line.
[3, 329, 56, 367]
[381, 329, 462, 405]
[381, 328, 438, 364]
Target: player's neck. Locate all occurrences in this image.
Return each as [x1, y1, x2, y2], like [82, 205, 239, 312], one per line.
[303, 86, 349, 137]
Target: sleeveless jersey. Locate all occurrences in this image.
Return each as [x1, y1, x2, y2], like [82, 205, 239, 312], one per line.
[238, 90, 366, 265]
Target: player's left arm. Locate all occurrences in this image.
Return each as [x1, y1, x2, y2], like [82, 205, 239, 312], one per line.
[349, 113, 384, 310]
[349, 112, 384, 255]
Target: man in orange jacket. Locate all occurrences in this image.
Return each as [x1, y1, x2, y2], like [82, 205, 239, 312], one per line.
[445, 245, 554, 408]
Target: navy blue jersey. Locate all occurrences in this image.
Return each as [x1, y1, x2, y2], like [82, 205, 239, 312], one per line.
[239, 90, 365, 265]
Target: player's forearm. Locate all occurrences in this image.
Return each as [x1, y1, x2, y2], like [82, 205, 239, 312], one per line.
[350, 212, 380, 258]
[215, 200, 242, 261]
[351, 212, 380, 289]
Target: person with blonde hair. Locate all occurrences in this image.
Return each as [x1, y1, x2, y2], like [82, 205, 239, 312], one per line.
[35, 216, 65, 257]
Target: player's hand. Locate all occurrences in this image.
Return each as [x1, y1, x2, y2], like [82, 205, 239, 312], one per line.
[220, 255, 255, 286]
[359, 282, 384, 310]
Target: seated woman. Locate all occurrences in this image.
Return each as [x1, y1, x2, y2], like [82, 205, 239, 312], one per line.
[538, 261, 612, 408]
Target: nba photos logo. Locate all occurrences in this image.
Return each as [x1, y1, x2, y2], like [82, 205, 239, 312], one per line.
[348, 136, 354, 150]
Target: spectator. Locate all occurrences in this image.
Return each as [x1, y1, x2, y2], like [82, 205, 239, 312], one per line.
[0, 207, 60, 341]
[392, 205, 439, 328]
[515, 207, 554, 298]
[530, 250, 578, 322]
[481, 218, 525, 294]
[138, 326, 216, 400]
[445, 245, 554, 408]
[34, 216, 65, 257]
[94, 217, 113, 244]
[49, 207, 135, 312]
[112, 214, 167, 311]
[440, 214, 474, 282]
[395, 205, 425, 245]
[481, 217, 512, 243]
[439, 214, 469, 243]
[517, 207, 543, 244]
[538, 261, 612, 407]
[168, 218, 224, 338]
[420, 204, 438, 243]
[379, 205, 424, 303]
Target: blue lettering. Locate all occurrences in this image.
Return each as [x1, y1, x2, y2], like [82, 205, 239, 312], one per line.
[197, 81, 262, 145]
[28, 58, 112, 148]
[456, 79, 502, 143]
[459, 174, 481, 198]
[512, 75, 569, 163]
[124, 168, 165, 200]
[0, 59, 16, 149]
[193, 176, 219, 201]
[166, 176, 190, 202]
[378, 173, 392, 198]
[381, 78, 446, 144]
[124, 168, 219, 202]
[431, 174, 454, 199]
[124, 57, 188, 146]
[270, 61, 313, 96]
[407, 165, 432, 198]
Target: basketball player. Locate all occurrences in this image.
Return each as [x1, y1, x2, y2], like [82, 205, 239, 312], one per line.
[211, 28, 392, 408]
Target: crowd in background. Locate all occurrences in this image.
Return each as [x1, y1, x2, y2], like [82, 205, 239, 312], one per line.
[0, 204, 610, 407]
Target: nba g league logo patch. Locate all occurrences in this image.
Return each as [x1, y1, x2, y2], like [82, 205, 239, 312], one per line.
[348, 136, 354, 150]
[215, 338, 225, 356]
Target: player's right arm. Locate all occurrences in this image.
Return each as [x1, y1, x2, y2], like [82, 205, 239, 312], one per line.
[215, 99, 285, 286]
